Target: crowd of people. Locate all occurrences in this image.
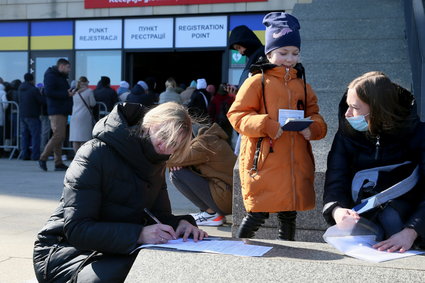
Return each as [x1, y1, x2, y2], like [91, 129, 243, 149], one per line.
[0, 10, 424, 282]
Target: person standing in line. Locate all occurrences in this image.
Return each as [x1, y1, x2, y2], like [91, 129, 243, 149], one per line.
[117, 80, 131, 102]
[18, 73, 43, 160]
[145, 76, 159, 103]
[168, 123, 236, 226]
[180, 80, 197, 106]
[187, 78, 211, 124]
[94, 76, 118, 112]
[227, 12, 327, 240]
[38, 58, 73, 171]
[158, 77, 182, 104]
[127, 80, 156, 107]
[0, 79, 8, 157]
[69, 76, 97, 154]
[33, 102, 207, 282]
[209, 83, 235, 145]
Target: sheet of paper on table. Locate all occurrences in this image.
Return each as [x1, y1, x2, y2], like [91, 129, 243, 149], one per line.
[133, 238, 272, 257]
[323, 223, 424, 263]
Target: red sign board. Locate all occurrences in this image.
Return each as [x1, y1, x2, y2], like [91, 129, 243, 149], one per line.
[85, 0, 267, 9]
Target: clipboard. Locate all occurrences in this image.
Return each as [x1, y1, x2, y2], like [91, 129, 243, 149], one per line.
[281, 119, 313, 131]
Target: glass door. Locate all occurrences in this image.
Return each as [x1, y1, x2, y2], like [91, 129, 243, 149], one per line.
[30, 51, 74, 85]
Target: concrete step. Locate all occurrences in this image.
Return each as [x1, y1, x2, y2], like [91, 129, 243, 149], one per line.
[299, 18, 405, 40]
[293, 0, 400, 20]
[301, 39, 409, 64]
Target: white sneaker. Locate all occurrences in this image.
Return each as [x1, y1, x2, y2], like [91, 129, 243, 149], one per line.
[191, 211, 225, 226]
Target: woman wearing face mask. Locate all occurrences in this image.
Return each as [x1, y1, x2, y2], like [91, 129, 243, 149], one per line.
[323, 71, 425, 253]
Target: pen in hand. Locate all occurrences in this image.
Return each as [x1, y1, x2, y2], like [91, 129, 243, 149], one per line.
[144, 208, 162, 224]
[143, 208, 177, 242]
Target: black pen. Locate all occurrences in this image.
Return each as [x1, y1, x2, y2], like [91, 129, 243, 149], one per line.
[144, 208, 162, 224]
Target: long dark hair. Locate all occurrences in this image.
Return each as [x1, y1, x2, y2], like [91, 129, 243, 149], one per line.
[348, 71, 412, 135]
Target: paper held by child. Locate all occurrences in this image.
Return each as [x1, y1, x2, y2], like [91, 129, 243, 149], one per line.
[281, 118, 313, 131]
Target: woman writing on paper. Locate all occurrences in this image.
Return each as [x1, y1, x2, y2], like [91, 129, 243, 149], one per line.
[323, 71, 425, 252]
[33, 102, 206, 282]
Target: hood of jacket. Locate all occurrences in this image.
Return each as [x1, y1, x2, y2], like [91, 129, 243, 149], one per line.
[229, 25, 264, 58]
[93, 103, 170, 172]
[19, 81, 34, 92]
[45, 65, 68, 79]
[337, 84, 419, 146]
[130, 84, 145, 96]
[196, 122, 229, 140]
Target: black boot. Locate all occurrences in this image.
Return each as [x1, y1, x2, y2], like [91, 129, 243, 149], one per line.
[237, 212, 269, 238]
[277, 211, 297, 241]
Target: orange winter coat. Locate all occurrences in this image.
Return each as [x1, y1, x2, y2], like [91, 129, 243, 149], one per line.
[227, 65, 327, 212]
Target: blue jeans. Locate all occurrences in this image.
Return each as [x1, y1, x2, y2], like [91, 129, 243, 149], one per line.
[20, 117, 41, 160]
[371, 204, 405, 241]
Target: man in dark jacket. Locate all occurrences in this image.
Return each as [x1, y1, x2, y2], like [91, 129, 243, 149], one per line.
[228, 25, 265, 89]
[94, 76, 118, 112]
[187, 78, 211, 124]
[18, 73, 44, 160]
[38, 58, 72, 171]
[33, 103, 205, 282]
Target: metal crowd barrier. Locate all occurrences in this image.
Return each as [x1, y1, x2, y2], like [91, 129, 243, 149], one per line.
[0, 101, 20, 160]
[0, 101, 110, 160]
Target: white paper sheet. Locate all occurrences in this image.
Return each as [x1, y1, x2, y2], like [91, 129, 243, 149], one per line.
[324, 228, 424, 263]
[134, 238, 272, 257]
[278, 109, 304, 126]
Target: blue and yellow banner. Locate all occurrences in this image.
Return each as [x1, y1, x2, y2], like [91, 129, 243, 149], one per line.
[229, 14, 266, 45]
[0, 22, 28, 50]
[31, 21, 73, 50]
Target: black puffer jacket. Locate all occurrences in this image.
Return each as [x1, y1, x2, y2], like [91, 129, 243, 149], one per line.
[323, 87, 425, 243]
[228, 25, 265, 87]
[33, 103, 195, 282]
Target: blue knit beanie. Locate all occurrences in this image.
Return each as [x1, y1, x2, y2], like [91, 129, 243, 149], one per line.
[263, 12, 301, 54]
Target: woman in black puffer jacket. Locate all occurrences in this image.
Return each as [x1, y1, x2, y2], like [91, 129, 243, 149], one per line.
[323, 71, 425, 253]
[33, 102, 206, 283]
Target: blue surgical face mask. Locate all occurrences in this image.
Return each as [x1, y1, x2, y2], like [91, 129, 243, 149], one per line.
[346, 114, 369, 132]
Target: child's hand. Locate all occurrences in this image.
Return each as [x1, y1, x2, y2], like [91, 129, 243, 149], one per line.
[300, 127, 311, 140]
[274, 128, 283, 139]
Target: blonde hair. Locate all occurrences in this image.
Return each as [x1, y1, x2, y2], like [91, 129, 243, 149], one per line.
[141, 102, 192, 160]
[77, 76, 89, 90]
[165, 77, 177, 89]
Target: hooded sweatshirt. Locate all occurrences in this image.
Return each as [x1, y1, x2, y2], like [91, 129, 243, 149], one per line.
[228, 25, 266, 86]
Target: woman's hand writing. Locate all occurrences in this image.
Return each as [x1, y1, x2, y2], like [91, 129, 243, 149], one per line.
[137, 224, 177, 244]
[176, 219, 208, 242]
[373, 228, 418, 253]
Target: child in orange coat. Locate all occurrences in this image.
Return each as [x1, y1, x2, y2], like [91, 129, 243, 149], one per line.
[227, 12, 327, 240]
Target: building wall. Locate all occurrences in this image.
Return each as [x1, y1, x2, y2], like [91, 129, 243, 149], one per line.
[0, 0, 311, 20]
